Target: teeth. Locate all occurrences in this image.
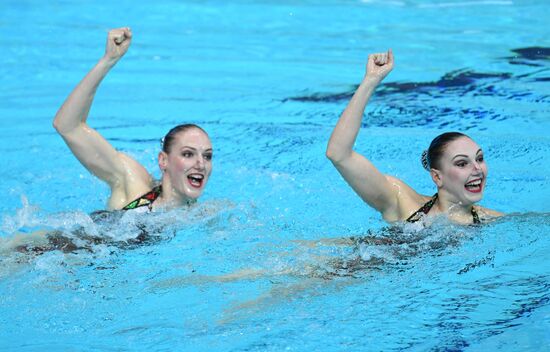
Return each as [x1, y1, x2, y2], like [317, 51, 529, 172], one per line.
[466, 179, 481, 186]
[188, 174, 204, 187]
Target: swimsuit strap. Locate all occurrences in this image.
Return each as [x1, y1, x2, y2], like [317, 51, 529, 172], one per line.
[406, 193, 481, 224]
[405, 193, 438, 223]
[122, 185, 162, 211]
[471, 206, 481, 224]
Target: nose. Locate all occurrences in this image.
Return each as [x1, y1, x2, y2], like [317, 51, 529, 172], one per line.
[195, 155, 205, 170]
[472, 161, 481, 171]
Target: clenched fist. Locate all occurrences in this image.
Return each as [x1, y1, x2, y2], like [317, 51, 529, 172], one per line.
[104, 27, 132, 63]
[366, 49, 394, 83]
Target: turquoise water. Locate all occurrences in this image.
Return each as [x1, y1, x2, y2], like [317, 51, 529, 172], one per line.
[1, 0, 549, 351]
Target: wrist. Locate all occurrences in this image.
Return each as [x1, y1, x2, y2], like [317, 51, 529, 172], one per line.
[98, 55, 119, 69]
[361, 75, 383, 86]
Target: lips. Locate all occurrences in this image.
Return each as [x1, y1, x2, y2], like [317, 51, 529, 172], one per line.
[187, 173, 204, 188]
[464, 178, 483, 193]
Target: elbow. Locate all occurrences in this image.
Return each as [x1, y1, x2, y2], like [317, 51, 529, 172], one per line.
[325, 144, 347, 164]
[52, 115, 79, 136]
[52, 110, 65, 133]
[325, 146, 336, 161]
[52, 117, 68, 136]
[52, 118, 61, 133]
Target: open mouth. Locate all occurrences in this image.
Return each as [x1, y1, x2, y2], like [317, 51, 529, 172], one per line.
[187, 173, 204, 188]
[464, 178, 483, 193]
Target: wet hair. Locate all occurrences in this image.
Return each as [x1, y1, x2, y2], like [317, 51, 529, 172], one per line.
[421, 132, 469, 171]
[160, 124, 208, 153]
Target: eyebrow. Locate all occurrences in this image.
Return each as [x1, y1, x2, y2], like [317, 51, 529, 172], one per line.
[180, 146, 213, 152]
[452, 149, 482, 160]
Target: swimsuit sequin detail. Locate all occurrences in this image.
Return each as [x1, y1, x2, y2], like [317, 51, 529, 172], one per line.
[122, 185, 162, 212]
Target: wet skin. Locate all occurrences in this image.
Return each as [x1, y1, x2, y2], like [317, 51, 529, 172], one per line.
[158, 128, 213, 206]
[433, 136, 487, 207]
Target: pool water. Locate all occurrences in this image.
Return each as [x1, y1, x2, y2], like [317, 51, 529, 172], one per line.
[1, 0, 549, 351]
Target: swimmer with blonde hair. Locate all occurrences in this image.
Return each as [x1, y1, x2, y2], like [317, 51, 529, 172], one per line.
[2, 28, 214, 255]
[53, 27, 213, 212]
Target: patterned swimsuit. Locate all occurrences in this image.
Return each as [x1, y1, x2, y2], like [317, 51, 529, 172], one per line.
[122, 185, 162, 212]
[405, 193, 480, 224]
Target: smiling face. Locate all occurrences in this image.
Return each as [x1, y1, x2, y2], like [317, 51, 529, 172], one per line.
[158, 128, 213, 202]
[431, 136, 488, 205]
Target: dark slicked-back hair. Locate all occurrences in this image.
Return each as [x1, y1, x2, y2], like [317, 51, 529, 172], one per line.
[421, 132, 469, 171]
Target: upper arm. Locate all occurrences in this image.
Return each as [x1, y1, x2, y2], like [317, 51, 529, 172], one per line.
[57, 124, 151, 191]
[330, 151, 400, 214]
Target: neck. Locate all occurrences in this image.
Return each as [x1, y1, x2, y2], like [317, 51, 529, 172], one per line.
[154, 194, 195, 210]
[154, 179, 196, 210]
[434, 191, 475, 224]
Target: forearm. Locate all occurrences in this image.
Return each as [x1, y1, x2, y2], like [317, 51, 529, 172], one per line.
[53, 57, 117, 134]
[326, 76, 381, 163]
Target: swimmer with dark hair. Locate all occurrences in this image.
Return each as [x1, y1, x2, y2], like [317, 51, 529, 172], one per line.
[53, 27, 213, 213]
[326, 50, 502, 225]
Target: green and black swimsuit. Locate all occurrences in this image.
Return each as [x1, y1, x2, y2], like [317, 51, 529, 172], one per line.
[405, 193, 481, 224]
[122, 185, 162, 212]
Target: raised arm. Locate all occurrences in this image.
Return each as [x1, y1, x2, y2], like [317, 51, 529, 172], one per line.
[326, 50, 407, 219]
[53, 28, 151, 207]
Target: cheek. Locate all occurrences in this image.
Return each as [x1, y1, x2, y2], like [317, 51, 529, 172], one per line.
[446, 168, 466, 184]
[169, 156, 191, 172]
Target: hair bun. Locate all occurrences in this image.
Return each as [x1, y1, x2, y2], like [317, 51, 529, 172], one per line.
[421, 150, 430, 171]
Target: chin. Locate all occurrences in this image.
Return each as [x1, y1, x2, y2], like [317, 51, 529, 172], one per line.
[464, 191, 483, 204]
[183, 189, 203, 200]
[180, 183, 207, 201]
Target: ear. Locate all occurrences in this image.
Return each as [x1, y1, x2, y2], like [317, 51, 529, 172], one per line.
[430, 168, 443, 187]
[158, 151, 168, 171]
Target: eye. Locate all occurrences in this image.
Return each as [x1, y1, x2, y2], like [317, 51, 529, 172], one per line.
[181, 151, 194, 158]
[455, 161, 467, 168]
[476, 155, 484, 163]
[203, 153, 213, 161]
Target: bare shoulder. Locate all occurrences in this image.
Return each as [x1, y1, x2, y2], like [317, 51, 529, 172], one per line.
[384, 175, 428, 202]
[475, 205, 505, 219]
[107, 152, 154, 210]
[382, 175, 430, 221]
[118, 152, 152, 183]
